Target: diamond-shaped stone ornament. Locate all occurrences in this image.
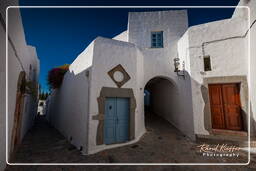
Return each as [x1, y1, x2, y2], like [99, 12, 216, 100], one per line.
[107, 64, 131, 88]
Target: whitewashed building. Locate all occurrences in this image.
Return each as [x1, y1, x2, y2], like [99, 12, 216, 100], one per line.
[47, 0, 255, 155]
[0, 0, 40, 168]
[37, 100, 46, 115]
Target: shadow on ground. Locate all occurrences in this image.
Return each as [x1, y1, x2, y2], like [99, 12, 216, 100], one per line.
[5, 114, 256, 170]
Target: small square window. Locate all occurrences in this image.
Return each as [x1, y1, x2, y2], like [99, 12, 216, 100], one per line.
[151, 31, 163, 48]
[204, 56, 211, 71]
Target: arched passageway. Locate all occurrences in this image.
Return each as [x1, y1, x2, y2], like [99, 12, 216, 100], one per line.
[144, 76, 180, 127]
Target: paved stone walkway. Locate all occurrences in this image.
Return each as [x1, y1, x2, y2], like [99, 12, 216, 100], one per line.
[5, 114, 256, 171]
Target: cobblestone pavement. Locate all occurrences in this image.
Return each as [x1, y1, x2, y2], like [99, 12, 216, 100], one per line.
[5, 114, 256, 171]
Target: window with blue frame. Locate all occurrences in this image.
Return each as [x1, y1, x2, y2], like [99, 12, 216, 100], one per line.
[151, 31, 163, 48]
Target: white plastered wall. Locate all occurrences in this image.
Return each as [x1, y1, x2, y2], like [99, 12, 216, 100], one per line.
[48, 41, 94, 154]
[0, 2, 40, 168]
[183, 6, 249, 135]
[87, 37, 145, 154]
[113, 30, 128, 42]
[237, 0, 256, 136]
[128, 10, 195, 140]
[249, 0, 256, 136]
[45, 1, 254, 156]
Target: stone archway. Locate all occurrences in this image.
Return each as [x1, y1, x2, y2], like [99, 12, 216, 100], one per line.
[10, 71, 26, 158]
[144, 76, 180, 127]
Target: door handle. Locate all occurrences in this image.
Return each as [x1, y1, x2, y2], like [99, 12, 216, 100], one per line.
[116, 117, 119, 124]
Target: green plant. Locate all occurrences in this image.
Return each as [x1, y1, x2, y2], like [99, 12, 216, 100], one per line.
[25, 80, 38, 98]
[39, 91, 49, 100]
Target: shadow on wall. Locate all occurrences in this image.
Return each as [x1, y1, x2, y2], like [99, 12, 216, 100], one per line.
[201, 85, 211, 133]
[144, 71, 195, 141]
[46, 67, 91, 154]
[47, 68, 197, 148]
[47, 67, 253, 150]
[250, 103, 256, 137]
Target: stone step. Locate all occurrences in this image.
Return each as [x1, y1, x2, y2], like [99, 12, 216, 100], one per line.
[196, 134, 256, 147]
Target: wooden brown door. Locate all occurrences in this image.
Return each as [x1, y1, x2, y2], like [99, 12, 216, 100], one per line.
[10, 71, 26, 156]
[209, 84, 226, 129]
[222, 84, 243, 130]
[209, 83, 243, 131]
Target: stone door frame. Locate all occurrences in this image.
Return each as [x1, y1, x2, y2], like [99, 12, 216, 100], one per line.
[202, 76, 248, 134]
[93, 87, 136, 145]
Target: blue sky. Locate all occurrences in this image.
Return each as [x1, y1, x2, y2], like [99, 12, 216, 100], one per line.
[19, 0, 239, 92]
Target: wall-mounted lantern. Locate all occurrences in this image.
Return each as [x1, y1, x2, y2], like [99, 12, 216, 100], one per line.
[173, 57, 185, 79]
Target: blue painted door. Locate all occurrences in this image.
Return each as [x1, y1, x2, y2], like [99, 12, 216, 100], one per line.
[104, 98, 117, 144]
[104, 97, 129, 144]
[116, 98, 130, 143]
[144, 90, 150, 106]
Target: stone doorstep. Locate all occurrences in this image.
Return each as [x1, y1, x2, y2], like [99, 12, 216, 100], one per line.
[212, 129, 248, 136]
[195, 133, 250, 147]
[241, 141, 256, 148]
[210, 129, 256, 147]
[196, 135, 256, 148]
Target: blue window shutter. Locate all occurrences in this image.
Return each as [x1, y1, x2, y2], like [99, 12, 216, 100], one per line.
[151, 31, 163, 48]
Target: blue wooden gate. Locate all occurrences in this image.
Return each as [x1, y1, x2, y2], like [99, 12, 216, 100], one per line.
[104, 97, 129, 144]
